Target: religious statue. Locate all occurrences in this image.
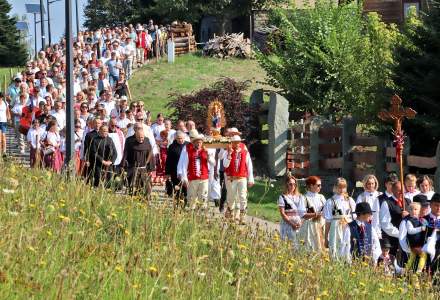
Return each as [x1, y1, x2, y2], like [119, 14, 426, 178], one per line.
[207, 100, 226, 137]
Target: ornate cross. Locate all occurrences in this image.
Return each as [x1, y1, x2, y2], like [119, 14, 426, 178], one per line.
[378, 95, 417, 210]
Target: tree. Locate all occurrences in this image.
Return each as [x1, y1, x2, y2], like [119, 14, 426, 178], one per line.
[394, 4, 440, 155]
[84, 0, 137, 30]
[0, 0, 28, 66]
[256, 1, 401, 123]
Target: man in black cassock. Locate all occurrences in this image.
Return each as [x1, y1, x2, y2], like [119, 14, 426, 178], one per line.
[165, 130, 188, 201]
[89, 124, 117, 187]
[83, 117, 102, 181]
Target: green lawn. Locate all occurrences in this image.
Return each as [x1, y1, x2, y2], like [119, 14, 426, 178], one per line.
[129, 54, 268, 117]
[247, 179, 283, 223]
[0, 67, 21, 93]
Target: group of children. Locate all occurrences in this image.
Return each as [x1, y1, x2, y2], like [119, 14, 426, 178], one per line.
[280, 172, 440, 277]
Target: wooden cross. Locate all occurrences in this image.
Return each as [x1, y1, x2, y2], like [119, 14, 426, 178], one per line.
[378, 95, 416, 134]
[378, 95, 417, 210]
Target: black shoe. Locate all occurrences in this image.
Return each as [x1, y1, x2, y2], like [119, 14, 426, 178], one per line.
[214, 199, 219, 207]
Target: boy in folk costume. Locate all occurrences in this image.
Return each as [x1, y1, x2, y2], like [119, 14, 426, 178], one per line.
[377, 239, 397, 276]
[340, 202, 381, 263]
[223, 135, 254, 224]
[356, 174, 382, 239]
[399, 201, 428, 273]
[177, 130, 215, 210]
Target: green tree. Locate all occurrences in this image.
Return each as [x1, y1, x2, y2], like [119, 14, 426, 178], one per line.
[394, 4, 440, 155]
[84, 0, 137, 30]
[256, 1, 400, 123]
[0, 0, 28, 66]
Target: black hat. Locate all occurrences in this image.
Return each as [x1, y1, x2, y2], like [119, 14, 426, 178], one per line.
[413, 194, 429, 207]
[431, 193, 440, 203]
[380, 239, 392, 249]
[355, 202, 374, 215]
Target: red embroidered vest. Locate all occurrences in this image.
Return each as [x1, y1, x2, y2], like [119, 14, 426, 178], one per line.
[225, 143, 248, 178]
[186, 143, 209, 181]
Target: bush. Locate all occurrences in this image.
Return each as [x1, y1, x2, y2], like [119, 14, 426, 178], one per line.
[0, 162, 437, 298]
[166, 78, 259, 142]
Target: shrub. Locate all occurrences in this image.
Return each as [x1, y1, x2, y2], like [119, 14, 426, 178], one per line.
[166, 78, 259, 142]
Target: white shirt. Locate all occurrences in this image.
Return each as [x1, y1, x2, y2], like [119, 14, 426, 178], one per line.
[151, 123, 165, 139]
[27, 96, 45, 107]
[356, 191, 382, 238]
[223, 147, 254, 184]
[0, 100, 9, 122]
[421, 191, 435, 201]
[45, 131, 60, 147]
[124, 43, 136, 58]
[50, 110, 66, 130]
[405, 190, 420, 202]
[11, 103, 24, 124]
[26, 127, 45, 149]
[177, 145, 215, 183]
[399, 217, 427, 254]
[109, 132, 124, 166]
[323, 194, 356, 221]
[100, 100, 116, 117]
[379, 196, 401, 238]
[116, 116, 131, 129]
[340, 220, 381, 263]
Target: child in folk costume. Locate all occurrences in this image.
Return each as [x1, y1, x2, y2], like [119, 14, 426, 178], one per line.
[278, 175, 306, 248]
[404, 173, 420, 201]
[153, 129, 169, 184]
[300, 176, 326, 251]
[377, 239, 397, 276]
[417, 175, 435, 201]
[356, 174, 382, 239]
[323, 178, 356, 259]
[399, 202, 428, 273]
[340, 202, 381, 263]
[26, 119, 45, 168]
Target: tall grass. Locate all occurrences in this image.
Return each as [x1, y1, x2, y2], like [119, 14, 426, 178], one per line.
[0, 162, 437, 299]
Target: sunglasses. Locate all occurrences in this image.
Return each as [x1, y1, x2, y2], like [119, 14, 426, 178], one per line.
[136, 118, 143, 121]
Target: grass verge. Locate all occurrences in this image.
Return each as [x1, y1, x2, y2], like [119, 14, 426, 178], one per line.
[129, 54, 268, 117]
[247, 179, 282, 223]
[0, 162, 436, 298]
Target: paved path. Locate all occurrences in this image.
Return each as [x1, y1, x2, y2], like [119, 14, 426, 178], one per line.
[4, 125, 30, 167]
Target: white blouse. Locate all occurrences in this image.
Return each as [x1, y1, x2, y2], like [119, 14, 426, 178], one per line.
[304, 191, 326, 213]
[278, 194, 306, 217]
[323, 194, 356, 221]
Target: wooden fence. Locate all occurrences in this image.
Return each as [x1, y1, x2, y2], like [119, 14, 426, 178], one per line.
[286, 116, 440, 192]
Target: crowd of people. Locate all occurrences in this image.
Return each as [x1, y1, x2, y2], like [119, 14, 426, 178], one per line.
[280, 172, 440, 279]
[1, 21, 440, 285]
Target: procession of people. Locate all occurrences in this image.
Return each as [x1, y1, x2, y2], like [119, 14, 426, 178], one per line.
[1, 21, 440, 286]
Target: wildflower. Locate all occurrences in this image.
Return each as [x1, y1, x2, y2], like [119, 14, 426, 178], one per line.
[197, 272, 206, 278]
[167, 273, 172, 279]
[46, 230, 53, 237]
[79, 209, 85, 215]
[115, 265, 123, 273]
[298, 268, 304, 274]
[29, 203, 36, 209]
[47, 204, 55, 212]
[161, 286, 169, 293]
[111, 212, 117, 218]
[2, 189, 15, 194]
[58, 214, 70, 223]
[238, 244, 248, 250]
[27, 246, 36, 252]
[149, 266, 158, 277]
[319, 290, 329, 297]
[359, 282, 366, 287]
[132, 284, 139, 289]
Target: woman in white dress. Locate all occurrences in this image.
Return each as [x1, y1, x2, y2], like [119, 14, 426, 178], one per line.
[324, 177, 356, 259]
[356, 174, 382, 238]
[300, 176, 326, 252]
[278, 175, 306, 248]
[417, 175, 435, 200]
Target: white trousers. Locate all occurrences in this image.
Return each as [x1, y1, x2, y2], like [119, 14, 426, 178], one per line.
[226, 178, 248, 214]
[136, 48, 145, 64]
[188, 179, 209, 209]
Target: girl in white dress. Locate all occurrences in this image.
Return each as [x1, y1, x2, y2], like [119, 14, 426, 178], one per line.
[324, 177, 356, 259]
[300, 176, 326, 251]
[417, 175, 435, 200]
[356, 174, 382, 238]
[404, 173, 420, 201]
[278, 175, 306, 248]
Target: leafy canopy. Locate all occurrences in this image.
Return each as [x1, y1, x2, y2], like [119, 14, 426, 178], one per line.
[256, 1, 401, 122]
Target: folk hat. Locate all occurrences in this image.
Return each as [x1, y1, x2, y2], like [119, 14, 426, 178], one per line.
[413, 194, 429, 207]
[380, 238, 392, 250]
[189, 129, 204, 141]
[227, 127, 242, 136]
[230, 135, 242, 142]
[431, 193, 440, 203]
[354, 202, 374, 215]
